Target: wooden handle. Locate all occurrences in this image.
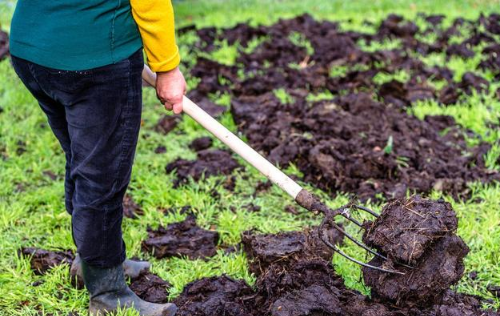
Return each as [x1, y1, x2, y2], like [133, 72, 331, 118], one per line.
[142, 65, 157, 87]
[142, 65, 303, 199]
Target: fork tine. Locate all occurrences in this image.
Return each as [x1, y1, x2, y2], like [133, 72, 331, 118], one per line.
[352, 205, 380, 218]
[321, 212, 414, 270]
[339, 207, 364, 227]
[328, 220, 391, 262]
[318, 226, 405, 275]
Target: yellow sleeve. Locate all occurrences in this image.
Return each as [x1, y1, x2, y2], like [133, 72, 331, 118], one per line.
[130, 0, 181, 72]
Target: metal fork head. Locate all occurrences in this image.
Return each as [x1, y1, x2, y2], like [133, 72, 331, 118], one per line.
[318, 203, 413, 275]
[294, 189, 412, 274]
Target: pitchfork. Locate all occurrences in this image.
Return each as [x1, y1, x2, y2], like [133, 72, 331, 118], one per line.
[142, 65, 409, 275]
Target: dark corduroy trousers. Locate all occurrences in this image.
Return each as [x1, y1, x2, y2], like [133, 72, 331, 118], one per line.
[12, 50, 144, 268]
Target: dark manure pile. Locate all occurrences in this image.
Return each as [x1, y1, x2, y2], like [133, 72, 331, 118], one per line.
[241, 226, 343, 275]
[19, 247, 74, 275]
[173, 275, 255, 316]
[142, 214, 219, 260]
[0, 28, 8, 61]
[362, 196, 459, 264]
[166, 149, 242, 187]
[362, 196, 469, 308]
[129, 271, 172, 304]
[163, 13, 500, 315]
[123, 194, 144, 219]
[183, 13, 500, 201]
[232, 92, 499, 201]
[171, 197, 499, 316]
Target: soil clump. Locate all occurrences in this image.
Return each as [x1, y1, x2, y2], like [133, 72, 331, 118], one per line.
[189, 137, 213, 151]
[362, 196, 469, 308]
[0, 29, 8, 61]
[19, 247, 74, 275]
[173, 275, 254, 316]
[166, 149, 241, 187]
[142, 214, 219, 260]
[155, 115, 180, 135]
[241, 227, 343, 275]
[362, 196, 458, 264]
[129, 271, 171, 304]
[123, 194, 144, 219]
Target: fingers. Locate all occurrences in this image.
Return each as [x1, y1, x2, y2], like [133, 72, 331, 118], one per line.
[164, 102, 173, 111]
[159, 97, 182, 113]
[173, 101, 183, 114]
[155, 67, 187, 114]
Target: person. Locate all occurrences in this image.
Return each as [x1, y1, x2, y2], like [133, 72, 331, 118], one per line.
[9, 1, 185, 315]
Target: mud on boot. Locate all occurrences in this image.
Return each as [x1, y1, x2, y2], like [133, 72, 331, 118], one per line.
[81, 260, 177, 316]
[71, 253, 150, 288]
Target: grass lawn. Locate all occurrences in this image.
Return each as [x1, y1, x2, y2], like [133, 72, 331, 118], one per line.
[1, 0, 500, 315]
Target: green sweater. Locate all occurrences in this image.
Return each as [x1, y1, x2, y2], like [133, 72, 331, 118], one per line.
[10, 0, 143, 71]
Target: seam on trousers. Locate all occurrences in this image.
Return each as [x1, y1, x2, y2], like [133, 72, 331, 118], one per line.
[113, 57, 133, 194]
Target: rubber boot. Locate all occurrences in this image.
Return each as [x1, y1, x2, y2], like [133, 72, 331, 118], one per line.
[71, 253, 150, 287]
[81, 260, 177, 316]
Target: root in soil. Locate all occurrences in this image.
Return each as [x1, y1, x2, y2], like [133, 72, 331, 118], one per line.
[142, 214, 219, 260]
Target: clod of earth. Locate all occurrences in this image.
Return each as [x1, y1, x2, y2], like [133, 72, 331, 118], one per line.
[154, 145, 167, 154]
[430, 290, 500, 316]
[362, 196, 458, 264]
[253, 259, 345, 316]
[0, 29, 9, 61]
[155, 115, 180, 135]
[173, 275, 254, 316]
[364, 234, 469, 308]
[142, 214, 219, 260]
[271, 284, 342, 316]
[19, 247, 74, 275]
[362, 197, 469, 308]
[488, 285, 500, 298]
[189, 136, 213, 151]
[241, 227, 343, 275]
[123, 194, 144, 219]
[253, 180, 272, 196]
[166, 149, 241, 187]
[129, 272, 171, 304]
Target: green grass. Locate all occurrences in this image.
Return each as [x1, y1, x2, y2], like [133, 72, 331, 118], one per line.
[1, 0, 500, 315]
